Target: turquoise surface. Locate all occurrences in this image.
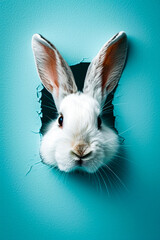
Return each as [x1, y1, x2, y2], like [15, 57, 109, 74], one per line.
[1, 1, 160, 239]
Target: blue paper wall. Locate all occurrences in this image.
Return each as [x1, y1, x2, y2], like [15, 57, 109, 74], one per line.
[1, 1, 160, 239]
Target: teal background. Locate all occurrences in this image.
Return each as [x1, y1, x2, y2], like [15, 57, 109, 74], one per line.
[1, 1, 160, 239]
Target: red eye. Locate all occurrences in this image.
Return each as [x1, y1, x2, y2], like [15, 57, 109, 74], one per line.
[58, 115, 63, 127]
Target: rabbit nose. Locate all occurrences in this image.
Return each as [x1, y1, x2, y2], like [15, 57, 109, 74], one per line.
[71, 143, 92, 158]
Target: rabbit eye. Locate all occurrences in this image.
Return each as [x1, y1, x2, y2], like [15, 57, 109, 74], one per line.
[58, 114, 63, 127]
[97, 116, 102, 129]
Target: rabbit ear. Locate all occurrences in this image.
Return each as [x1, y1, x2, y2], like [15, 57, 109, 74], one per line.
[83, 31, 128, 105]
[32, 34, 77, 109]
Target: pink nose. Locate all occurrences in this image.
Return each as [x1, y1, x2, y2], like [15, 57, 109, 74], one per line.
[72, 143, 92, 158]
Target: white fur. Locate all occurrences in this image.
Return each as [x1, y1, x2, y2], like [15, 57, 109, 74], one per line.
[32, 34, 77, 110]
[40, 93, 119, 173]
[32, 32, 128, 173]
[83, 31, 128, 105]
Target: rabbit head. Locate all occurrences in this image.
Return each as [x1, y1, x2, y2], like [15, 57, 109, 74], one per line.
[32, 32, 128, 173]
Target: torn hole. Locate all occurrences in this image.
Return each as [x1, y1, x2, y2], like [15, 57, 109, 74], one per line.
[32, 62, 130, 192]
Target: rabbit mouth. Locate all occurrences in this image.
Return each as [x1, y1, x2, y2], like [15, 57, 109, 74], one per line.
[76, 158, 83, 167]
[72, 156, 103, 173]
[57, 158, 101, 173]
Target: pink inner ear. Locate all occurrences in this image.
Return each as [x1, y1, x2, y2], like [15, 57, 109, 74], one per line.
[39, 42, 59, 96]
[102, 37, 124, 92]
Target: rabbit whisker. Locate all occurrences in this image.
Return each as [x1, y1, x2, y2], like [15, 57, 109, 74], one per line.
[97, 167, 110, 195]
[103, 102, 127, 112]
[103, 162, 129, 192]
[45, 115, 54, 121]
[95, 170, 103, 193]
[41, 91, 55, 105]
[102, 108, 114, 113]
[92, 162, 103, 193]
[118, 124, 136, 136]
[102, 98, 114, 108]
[41, 104, 57, 111]
[114, 154, 136, 165]
[92, 160, 110, 195]
[102, 105, 113, 111]
[99, 166, 113, 191]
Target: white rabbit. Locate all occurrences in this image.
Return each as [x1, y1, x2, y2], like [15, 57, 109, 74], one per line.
[32, 32, 128, 173]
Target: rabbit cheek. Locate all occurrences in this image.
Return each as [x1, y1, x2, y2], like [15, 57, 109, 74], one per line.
[55, 143, 74, 172]
[83, 152, 105, 173]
